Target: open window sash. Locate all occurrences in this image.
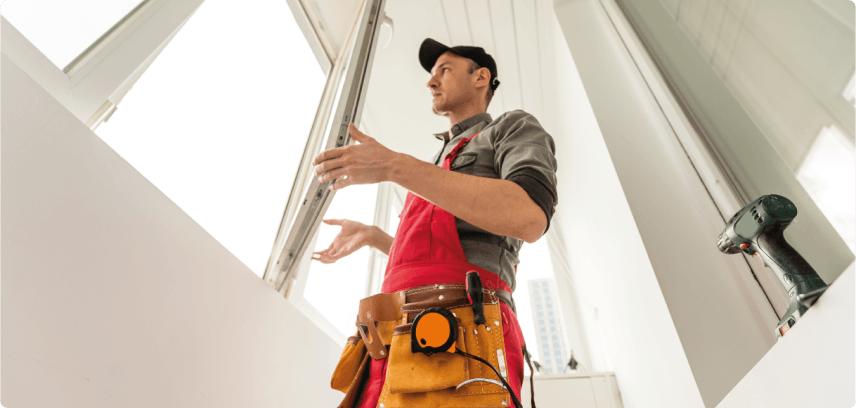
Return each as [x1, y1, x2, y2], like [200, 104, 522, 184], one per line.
[264, 0, 387, 296]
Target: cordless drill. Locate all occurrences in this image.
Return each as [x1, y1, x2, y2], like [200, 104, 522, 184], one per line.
[717, 194, 827, 338]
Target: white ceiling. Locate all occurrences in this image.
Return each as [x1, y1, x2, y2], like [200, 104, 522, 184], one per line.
[308, 0, 558, 162]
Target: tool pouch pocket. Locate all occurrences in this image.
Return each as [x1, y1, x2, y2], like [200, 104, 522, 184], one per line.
[386, 323, 469, 394]
[330, 334, 367, 393]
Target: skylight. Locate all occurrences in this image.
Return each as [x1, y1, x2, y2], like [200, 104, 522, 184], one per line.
[95, 0, 325, 277]
[1, 0, 145, 70]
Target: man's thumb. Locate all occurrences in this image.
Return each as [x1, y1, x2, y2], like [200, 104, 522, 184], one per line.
[349, 123, 371, 143]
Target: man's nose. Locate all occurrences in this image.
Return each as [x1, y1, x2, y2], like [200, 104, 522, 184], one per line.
[427, 74, 439, 89]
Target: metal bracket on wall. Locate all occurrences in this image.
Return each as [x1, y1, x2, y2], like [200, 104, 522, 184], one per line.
[272, 0, 387, 295]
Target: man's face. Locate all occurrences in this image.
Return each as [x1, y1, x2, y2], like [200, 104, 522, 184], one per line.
[426, 52, 482, 116]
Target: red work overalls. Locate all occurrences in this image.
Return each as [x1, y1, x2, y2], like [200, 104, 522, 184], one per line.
[356, 132, 526, 407]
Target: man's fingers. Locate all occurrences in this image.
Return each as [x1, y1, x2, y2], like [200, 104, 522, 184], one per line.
[312, 146, 346, 166]
[330, 176, 353, 191]
[321, 168, 349, 184]
[314, 156, 347, 177]
[322, 219, 344, 226]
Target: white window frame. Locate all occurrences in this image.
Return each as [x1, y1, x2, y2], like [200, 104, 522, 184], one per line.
[264, 0, 388, 300]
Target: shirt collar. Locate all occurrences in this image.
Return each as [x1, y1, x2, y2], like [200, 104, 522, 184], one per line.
[433, 112, 493, 141]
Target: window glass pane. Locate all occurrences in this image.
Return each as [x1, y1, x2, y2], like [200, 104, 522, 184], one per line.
[514, 238, 570, 375]
[1, 0, 144, 69]
[95, 0, 325, 276]
[796, 126, 855, 253]
[280, 39, 354, 242]
[303, 184, 379, 338]
[622, 0, 854, 276]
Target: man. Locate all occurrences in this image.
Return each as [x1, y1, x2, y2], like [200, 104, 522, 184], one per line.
[314, 38, 557, 407]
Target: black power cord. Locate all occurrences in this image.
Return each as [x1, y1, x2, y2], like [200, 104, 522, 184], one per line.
[455, 349, 523, 408]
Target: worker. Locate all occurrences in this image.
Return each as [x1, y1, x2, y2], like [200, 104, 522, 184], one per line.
[313, 38, 558, 407]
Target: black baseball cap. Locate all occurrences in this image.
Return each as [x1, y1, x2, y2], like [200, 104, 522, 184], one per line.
[419, 38, 501, 91]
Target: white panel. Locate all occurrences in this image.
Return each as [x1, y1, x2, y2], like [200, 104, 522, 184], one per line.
[310, 0, 362, 53]
[697, 0, 724, 59]
[464, 0, 497, 52]
[677, 0, 707, 42]
[463, 0, 507, 114]
[488, 0, 524, 111]
[717, 263, 856, 408]
[511, 0, 543, 116]
[1, 54, 342, 407]
[440, 0, 473, 45]
[1, 16, 73, 109]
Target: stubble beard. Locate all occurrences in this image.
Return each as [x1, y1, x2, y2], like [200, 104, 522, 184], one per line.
[431, 98, 453, 117]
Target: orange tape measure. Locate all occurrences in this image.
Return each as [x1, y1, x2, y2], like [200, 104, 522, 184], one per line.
[411, 307, 457, 355]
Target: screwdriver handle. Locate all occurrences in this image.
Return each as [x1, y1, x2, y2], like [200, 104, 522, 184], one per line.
[466, 271, 486, 325]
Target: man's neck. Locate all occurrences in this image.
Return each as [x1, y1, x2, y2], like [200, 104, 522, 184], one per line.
[447, 105, 487, 130]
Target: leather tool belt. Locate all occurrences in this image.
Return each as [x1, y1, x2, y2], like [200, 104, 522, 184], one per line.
[332, 284, 517, 408]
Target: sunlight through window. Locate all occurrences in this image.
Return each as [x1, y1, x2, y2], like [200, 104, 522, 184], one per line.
[797, 126, 856, 254]
[303, 184, 379, 338]
[1, 0, 144, 69]
[95, 0, 325, 276]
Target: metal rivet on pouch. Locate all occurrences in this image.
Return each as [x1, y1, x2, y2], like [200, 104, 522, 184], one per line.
[438, 285, 444, 289]
[473, 329, 478, 335]
[486, 326, 491, 331]
[380, 404, 385, 408]
[501, 400, 508, 406]
[380, 350, 385, 356]
[494, 320, 500, 326]
[366, 312, 372, 319]
[452, 312, 457, 317]
[439, 295, 444, 300]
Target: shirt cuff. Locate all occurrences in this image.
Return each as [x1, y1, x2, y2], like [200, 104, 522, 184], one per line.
[506, 169, 557, 235]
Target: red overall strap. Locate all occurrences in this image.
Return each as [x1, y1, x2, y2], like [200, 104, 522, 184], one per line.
[381, 132, 511, 294]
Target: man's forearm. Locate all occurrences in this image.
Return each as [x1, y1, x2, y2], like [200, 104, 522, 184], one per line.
[387, 153, 546, 243]
[367, 225, 394, 255]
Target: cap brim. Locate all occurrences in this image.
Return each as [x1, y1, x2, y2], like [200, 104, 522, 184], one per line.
[419, 38, 451, 73]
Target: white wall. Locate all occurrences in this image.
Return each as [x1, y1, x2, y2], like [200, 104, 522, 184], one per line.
[542, 0, 809, 406]
[538, 7, 706, 408]
[716, 263, 855, 408]
[1, 49, 342, 407]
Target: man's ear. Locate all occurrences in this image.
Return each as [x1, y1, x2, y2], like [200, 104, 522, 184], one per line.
[475, 67, 491, 88]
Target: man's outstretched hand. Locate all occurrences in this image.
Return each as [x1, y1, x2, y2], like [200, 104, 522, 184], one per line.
[311, 219, 373, 264]
[313, 123, 399, 191]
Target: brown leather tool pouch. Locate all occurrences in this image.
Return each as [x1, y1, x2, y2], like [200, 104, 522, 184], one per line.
[333, 292, 408, 407]
[378, 286, 512, 407]
[331, 335, 367, 393]
[385, 322, 469, 393]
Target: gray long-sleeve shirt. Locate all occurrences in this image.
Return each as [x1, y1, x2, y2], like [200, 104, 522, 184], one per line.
[428, 110, 558, 293]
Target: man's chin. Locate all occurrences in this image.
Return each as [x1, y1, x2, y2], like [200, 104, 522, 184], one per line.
[431, 105, 450, 117]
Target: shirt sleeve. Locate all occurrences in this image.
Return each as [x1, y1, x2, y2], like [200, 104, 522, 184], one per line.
[491, 110, 559, 235]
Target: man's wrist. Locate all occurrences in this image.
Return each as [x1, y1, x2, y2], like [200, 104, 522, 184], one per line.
[366, 225, 393, 255]
[364, 225, 383, 249]
[386, 152, 413, 185]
